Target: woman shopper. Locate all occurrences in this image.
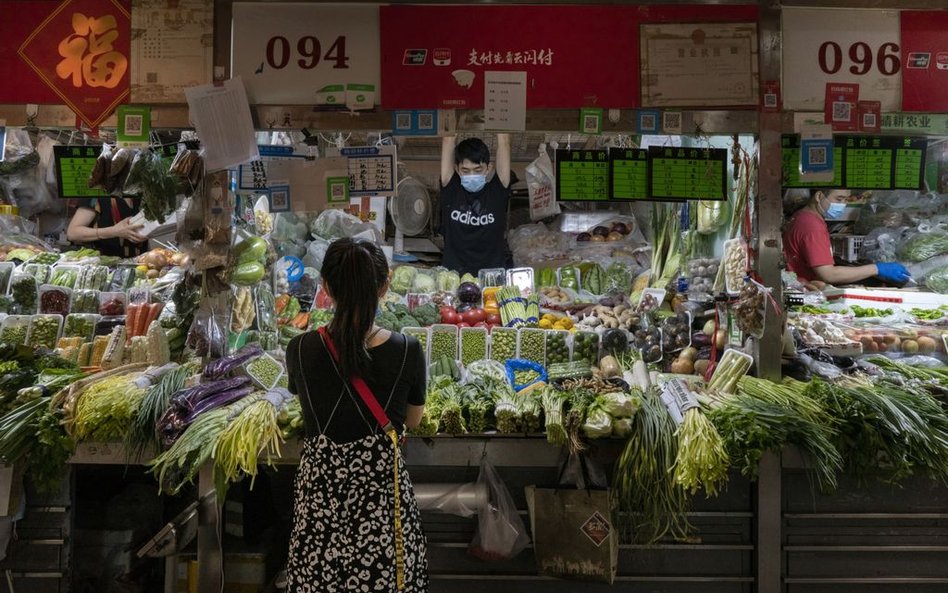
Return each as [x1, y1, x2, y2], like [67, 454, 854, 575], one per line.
[284, 238, 429, 592]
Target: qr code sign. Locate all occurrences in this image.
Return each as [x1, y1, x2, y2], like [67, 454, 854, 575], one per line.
[124, 115, 143, 136]
[663, 111, 682, 132]
[764, 93, 778, 108]
[396, 113, 411, 130]
[583, 115, 598, 132]
[418, 113, 434, 130]
[863, 113, 877, 128]
[832, 101, 851, 123]
[808, 146, 827, 166]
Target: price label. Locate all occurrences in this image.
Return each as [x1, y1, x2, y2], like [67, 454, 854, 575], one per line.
[231, 4, 379, 104]
[781, 134, 844, 188]
[648, 147, 727, 201]
[782, 8, 901, 111]
[53, 146, 108, 199]
[555, 149, 609, 201]
[609, 148, 649, 200]
[840, 135, 927, 190]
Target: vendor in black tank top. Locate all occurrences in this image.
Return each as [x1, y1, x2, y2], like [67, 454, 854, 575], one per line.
[439, 134, 511, 275]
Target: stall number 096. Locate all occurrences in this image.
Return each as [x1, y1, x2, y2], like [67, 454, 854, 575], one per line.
[818, 41, 900, 76]
[265, 35, 349, 70]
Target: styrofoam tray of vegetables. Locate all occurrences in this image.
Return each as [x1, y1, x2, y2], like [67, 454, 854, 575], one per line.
[243, 351, 285, 390]
[27, 314, 63, 349]
[429, 324, 459, 364]
[460, 326, 488, 366]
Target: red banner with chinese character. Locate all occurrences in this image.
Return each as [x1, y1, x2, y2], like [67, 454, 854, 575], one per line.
[901, 10, 948, 113]
[0, 0, 131, 128]
[380, 4, 757, 109]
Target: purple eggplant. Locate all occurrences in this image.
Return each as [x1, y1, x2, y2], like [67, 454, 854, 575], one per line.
[184, 385, 256, 423]
[171, 375, 252, 412]
[202, 344, 263, 380]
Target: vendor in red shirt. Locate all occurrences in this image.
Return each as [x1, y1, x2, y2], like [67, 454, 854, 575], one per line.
[783, 189, 910, 288]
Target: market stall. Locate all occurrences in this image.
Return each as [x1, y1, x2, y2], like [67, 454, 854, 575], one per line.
[0, 1, 947, 593]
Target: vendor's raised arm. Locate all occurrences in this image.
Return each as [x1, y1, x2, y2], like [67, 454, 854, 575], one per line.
[441, 135, 457, 187]
[495, 133, 511, 188]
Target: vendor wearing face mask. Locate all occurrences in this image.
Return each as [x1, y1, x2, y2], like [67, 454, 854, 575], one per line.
[783, 188, 911, 289]
[439, 134, 511, 275]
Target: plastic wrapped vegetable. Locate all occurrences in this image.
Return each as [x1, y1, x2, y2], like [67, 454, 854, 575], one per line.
[411, 270, 436, 294]
[898, 231, 948, 263]
[436, 269, 460, 293]
[391, 266, 416, 295]
[603, 262, 633, 295]
[582, 407, 613, 439]
[202, 343, 264, 380]
[925, 265, 948, 293]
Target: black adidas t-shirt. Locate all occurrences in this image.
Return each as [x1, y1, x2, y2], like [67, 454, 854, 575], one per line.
[286, 331, 426, 443]
[440, 173, 509, 275]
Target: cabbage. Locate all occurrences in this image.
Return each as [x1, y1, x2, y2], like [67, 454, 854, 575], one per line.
[437, 270, 460, 293]
[411, 271, 436, 294]
[599, 392, 639, 418]
[582, 408, 613, 439]
[612, 417, 633, 438]
[391, 266, 416, 295]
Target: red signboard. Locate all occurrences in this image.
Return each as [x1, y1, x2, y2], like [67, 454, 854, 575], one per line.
[901, 10, 948, 113]
[380, 4, 758, 109]
[0, 0, 131, 128]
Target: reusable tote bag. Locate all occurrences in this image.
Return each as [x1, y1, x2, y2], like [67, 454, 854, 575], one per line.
[525, 453, 618, 584]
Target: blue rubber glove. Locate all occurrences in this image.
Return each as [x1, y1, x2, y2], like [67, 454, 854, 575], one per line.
[876, 262, 911, 283]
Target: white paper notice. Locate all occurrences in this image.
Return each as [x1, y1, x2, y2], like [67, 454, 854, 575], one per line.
[184, 77, 259, 173]
[484, 71, 527, 132]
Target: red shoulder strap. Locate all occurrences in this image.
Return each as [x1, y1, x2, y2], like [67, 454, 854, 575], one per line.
[317, 327, 393, 431]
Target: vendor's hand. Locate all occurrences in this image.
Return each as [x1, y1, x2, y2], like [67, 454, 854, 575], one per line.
[112, 218, 147, 243]
[875, 262, 911, 284]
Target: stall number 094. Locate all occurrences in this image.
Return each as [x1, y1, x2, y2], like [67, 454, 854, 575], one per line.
[818, 41, 900, 76]
[265, 35, 349, 70]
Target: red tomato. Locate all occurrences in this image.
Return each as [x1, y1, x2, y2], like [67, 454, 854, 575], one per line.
[474, 321, 490, 329]
[486, 313, 502, 326]
[461, 308, 482, 325]
[466, 308, 487, 324]
[457, 322, 472, 328]
[440, 307, 460, 324]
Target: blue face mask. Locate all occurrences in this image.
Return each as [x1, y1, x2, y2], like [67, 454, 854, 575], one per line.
[461, 174, 487, 193]
[824, 202, 847, 219]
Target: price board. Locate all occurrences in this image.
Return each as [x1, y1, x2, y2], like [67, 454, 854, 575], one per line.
[781, 134, 844, 188]
[339, 145, 396, 197]
[555, 149, 609, 201]
[648, 147, 727, 201]
[608, 148, 650, 200]
[53, 146, 108, 199]
[840, 135, 927, 190]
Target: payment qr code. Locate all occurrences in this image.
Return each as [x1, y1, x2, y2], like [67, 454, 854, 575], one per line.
[640, 114, 656, 131]
[418, 113, 434, 130]
[808, 146, 827, 166]
[663, 111, 682, 131]
[124, 115, 143, 136]
[863, 113, 877, 128]
[396, 113, 411, 130]
[583, 115, 599, 132]
[832, 101, 851, 122]
[764, 93, 778, 108]
[270, 190, 288, 211]
[331, 183, 346, 199]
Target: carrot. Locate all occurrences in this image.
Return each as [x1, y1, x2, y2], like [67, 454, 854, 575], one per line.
[143, 302, 163, 334]
[275, 295, 290, 315]
[126, 304, 140, 338]
[292, 312, 309, 329]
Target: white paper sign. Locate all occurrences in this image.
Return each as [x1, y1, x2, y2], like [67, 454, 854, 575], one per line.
[484, 71, 527, 132]
[184, 77, 259, 172]
[782, 7, 901, 111]
[641, 22, 759, 107]
[231, 2, 380, 105]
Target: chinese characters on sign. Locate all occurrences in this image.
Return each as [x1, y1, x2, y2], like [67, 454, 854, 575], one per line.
[55, 12, 127, 88]
[555, 150, 610, 202]
[13, 0, 132, 128]
[53, 145, 109, 199]
[328, 146, 397, 197]
[780, 134, 927, 190]
[484, 71, 527, 131]
[467, 48, 553, 67]
[609, 149, 649, 200]
[648, 147, 728, 201]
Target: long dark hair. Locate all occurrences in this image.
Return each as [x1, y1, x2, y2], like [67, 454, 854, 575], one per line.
[321, 238, 389, 379]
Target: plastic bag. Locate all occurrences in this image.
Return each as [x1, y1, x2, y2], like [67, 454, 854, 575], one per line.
[526, 143, 560, 222]
[696, 200, 728, 234]
[925, 265, 948, 293]
[468, 458, 530, 561]
[416, 482, 485, 517]
[897, 229, 948, 263]
[309, 208, 382, 243]
[186, 292, 229, 358]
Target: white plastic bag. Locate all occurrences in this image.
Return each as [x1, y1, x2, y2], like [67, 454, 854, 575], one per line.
[526, 143, 560, 222]
[468, 458, 530, 561]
